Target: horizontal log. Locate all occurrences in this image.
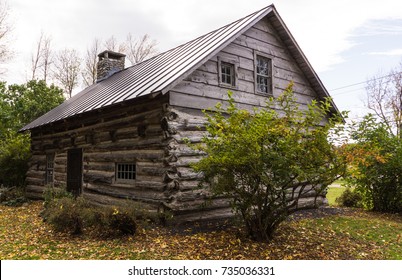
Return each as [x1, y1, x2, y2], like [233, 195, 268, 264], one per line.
[171, 207, 234, 224]
[84, 162, 114, 172]
[84, 183, 169, 202]
[84, 150, 164, 162]
[165, 197, 231, 212]
[172, 156, 202, 168]
[174, 189, 208, 202]
[111, 181, 166, 192]
[170, 144, 206, 157]
[83, 170, 114, 184]
[82, 192, 161, 212]
[179, 180, 202, 191]
[26, 170, 45, 180]
[295, 196, 327, 209]
[25, 185, 46, 199]
[25, 177, 45, 185]
[172, 134, 204, 144]
[177, 167, 203, 180]
[86, 137, 166, 152]
[54, 172, 66, 182]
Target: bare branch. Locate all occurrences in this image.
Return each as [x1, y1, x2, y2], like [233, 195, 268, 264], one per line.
[125, 33, 158, 65]
[0, 0, 13, 75]
[104, 36, 126, 53]
[82, 38, 101, 87]
[366, 72, 395, 135]
[52, 49, 81, 98]
[30, 31, 53, 82]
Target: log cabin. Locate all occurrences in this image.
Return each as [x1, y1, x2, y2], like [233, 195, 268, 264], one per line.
[20, 5, 340, 222]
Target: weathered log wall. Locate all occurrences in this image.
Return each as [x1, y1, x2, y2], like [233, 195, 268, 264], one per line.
[26, 95, 171, 212]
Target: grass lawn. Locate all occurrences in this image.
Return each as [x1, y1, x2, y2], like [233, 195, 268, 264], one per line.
[0, 201, 401, 260]
[326, 186, 346, 206]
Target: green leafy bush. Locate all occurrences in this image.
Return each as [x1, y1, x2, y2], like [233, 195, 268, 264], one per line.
[0, 80, 65, 189]
[335, 188, 363, 208]
[192, 86, 346, 241]
[0, 133, 31, 188]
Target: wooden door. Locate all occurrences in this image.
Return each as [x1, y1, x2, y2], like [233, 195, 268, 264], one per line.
[67, 148, 83, 196]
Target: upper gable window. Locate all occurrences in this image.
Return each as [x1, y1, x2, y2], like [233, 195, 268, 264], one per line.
[218, 57, 238, 88]
[221, 62, 235, 86]
[255, 54, 273, 95]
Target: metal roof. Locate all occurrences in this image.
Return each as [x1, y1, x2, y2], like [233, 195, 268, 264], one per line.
[21, 4, 339, 131]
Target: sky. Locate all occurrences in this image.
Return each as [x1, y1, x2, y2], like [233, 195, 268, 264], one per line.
[4, 0, 402, 120]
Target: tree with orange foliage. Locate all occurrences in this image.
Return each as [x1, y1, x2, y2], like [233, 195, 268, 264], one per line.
[341, 114, 402, 213]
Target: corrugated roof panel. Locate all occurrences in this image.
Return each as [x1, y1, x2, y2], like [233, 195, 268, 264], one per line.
[20, 6, 273, 131]
[20, 5, 339, 131]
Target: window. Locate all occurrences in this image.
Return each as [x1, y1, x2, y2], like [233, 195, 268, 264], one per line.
[116, 163, 136, 182]
[220, 62, 235, 86]
[255, 55, 273, 95]
[46, 153, 55, 184]
[218, 57, 238, 88]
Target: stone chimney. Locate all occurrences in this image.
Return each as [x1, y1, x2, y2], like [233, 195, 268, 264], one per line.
[96, 50, 126, 82]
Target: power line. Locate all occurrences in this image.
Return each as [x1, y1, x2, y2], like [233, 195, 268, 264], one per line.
[330, 81, 368, 92]
[329, 72, 402, 92]
[331, 86, 366, 96]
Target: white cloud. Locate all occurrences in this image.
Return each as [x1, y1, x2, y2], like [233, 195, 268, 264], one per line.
[367, 49, 402, 56]
[274, 0, 402, 72]
[4, 0, 402, 84]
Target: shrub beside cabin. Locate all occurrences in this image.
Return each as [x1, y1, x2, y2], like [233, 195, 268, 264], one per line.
[20, 5, 340, 223]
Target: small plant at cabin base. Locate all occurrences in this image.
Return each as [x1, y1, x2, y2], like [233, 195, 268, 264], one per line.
[41, 186, 174, 237]
[43, 185, 73, 208]
[42, 186, 140, 236]
[0, 186, 29, 207]
[107, 210, 137, 235]
[192, 84, 346, 241]
[42, 196, 87, 235]
[43, 197, 139, 236]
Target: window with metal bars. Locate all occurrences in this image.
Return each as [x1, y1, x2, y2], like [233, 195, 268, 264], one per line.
[116, 163, 136, 182]
[46, 153, 55, 184]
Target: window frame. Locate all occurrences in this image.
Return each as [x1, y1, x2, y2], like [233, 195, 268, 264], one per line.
[254, 51, 274, 96]
[115, 162, 137, 183]
[218, 56, 238, 89]
[46, 153, 55, 185]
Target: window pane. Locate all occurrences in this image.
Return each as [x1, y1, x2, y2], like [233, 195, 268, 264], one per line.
[221, 62, 235, 86]
[256, 55, 272, 94]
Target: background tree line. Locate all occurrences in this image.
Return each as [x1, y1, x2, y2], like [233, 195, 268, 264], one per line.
[30, 32, 158, 98]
